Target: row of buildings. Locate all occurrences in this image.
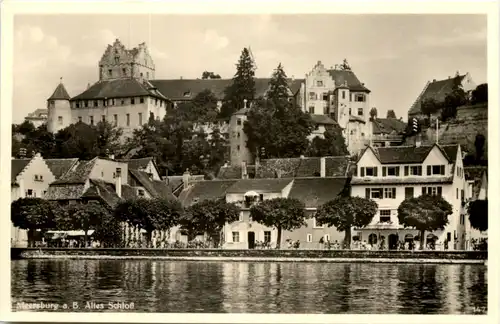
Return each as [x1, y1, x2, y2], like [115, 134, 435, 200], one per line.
[11, 140, 487, 250]
[26, 39, 411, 167]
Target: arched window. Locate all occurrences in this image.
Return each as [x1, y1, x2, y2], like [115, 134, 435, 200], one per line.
[368, 233, 378, 245]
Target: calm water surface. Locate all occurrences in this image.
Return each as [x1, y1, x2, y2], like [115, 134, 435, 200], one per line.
[11, 259, 487, 314]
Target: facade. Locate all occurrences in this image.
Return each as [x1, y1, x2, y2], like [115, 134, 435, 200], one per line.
[408, 72, 477, 120]
[11, 154, 57, 247]
[351, 143, 467, 250]
[25, 108, 48, 128]
[464, 167, 488, 243]
[229, 107, 252, 166]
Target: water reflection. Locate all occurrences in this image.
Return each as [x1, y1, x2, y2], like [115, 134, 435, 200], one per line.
[11, 260, 487, 314]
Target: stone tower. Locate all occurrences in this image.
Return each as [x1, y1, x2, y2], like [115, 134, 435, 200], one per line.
[98, 39, 155, 82]
[46, 79, 71, 133]
[230, 100, 253, 166]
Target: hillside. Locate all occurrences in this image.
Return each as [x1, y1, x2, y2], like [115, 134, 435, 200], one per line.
[405, 103, 488, 159]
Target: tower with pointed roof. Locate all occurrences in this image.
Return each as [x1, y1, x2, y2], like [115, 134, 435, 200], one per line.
[47, 78, 71, 133]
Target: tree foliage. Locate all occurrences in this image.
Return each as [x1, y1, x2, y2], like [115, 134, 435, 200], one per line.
[250, 197, 307, 248]
[114, 197, 182, 247]
[315, 196, 378, 247]
[467, 199, 488, 232]
[11, 198, 57, 247]
[307, 126, 349, 157]
[369, 107, 377, 121]
[471, 83, 488, 105]
[177, 89, 219, 123]
[386, 110, 397, 119]
[420, 98, 442, 118]
[397, 195, 453, 250]
[181, 198, 239, 246]
[220, 47, 256, 118]
[474, 133, 486, 163]
[201, 71, 221, 79]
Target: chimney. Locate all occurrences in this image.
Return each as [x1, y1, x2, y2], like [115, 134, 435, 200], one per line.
[115, 167, 122, 198]
[182, 169, 190, 190]
[241, 161, 248, 179]
[432, 79, 436, 82]
[320, 157, 326, 178]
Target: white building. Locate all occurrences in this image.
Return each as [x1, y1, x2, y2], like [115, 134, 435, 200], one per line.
[350, 143, 468, 250]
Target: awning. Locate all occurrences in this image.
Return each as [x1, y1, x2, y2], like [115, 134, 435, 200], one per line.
[46, 230, 95, 237]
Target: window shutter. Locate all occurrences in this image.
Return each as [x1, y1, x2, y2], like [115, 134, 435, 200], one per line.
[404, 166, 409, 176]
[440, 165, 445, 175]
[427, 166, 431, 175]
[361, 167, 365, 177]
[395, 167, 400, 176]
[365, 188, 370, 199]
[382, 167, 386, 177]
[392, 188, 396, 199]
[437, 187, 442, 196]
[374, 167, 378, 177]
[422, 187, 426, 195]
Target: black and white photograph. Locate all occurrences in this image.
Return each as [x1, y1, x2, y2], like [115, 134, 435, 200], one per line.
[2, 0, 498, 322]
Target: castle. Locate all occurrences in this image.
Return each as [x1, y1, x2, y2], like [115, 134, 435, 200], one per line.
[43, 39, 399, 165]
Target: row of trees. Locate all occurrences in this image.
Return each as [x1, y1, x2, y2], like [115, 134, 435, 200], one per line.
[369, 107, 397, 121]
[13, 189, 487, 249]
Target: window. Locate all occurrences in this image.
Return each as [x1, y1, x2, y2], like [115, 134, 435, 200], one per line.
[360, 167, 378, 177]
[427, 165, 445, 176]
[140, 98, 144, 104]
[84, 101, 88, 108]
[379, 210, 391, 222]
[264, 231, 271, 243]
[147, 72, 149, 79]
[322, 93, 329, 101]
[108, 69, 112, 76]
[126, 114, 130, 126]
[58, 116, 63, 125]
[114, 57, 119, 64]
[140, 72, 143, 77]
[355, 94, 365, 102]
[456, 188, 459, 199]
[93, 100, 98, 107]
[405, 187, 414, 198]
[323, 106, 328, 115]
[357, 108, 363, 116]
[237, 145, 240, 151]
[113, 114, 118, 126]
[313, 217, 325, 228]
[365, 188, 383, 199]
[122, 68, 126, 76]
[307, 234, 312, 243]
[309, 92, 317, 100]
[150, 112, 155, 121]
[461, 189, 464, 202]
[78, 116, 82, 123]
[26, 189, 34, 197]
[316, 80, 323, 87]
[308, 106, 315, 114]
[34, 175, 44, 182]
[50, 100, 55, 106]
[324, 234, 330, 241]
[76, 102, 80, 108]
[138, 189, 145, 197]
[382, 166, 400, 177]
[89, 116, 94, 125]
[131, 98, 135, 105]
[342, 91, 346, 99]
[232, 232, 240, 243]
[405, 165, 423, 176]
[384, 188, 397, 199]
[237, 118, 242, 125]
[447, 232, 451, 242]
[422, 186, 443, 196]
[259, 194, 264, 201]
[349, 108, 352, 115]
[138, 113, 143, 125]
[102, 115, 106, 123]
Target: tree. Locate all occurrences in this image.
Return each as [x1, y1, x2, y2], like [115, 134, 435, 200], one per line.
[307, 126, 349, 157]
[386, 110, 397, 119]
[21, 124, 55, 158]
[397, 195, 453, 250]
[266, 63, 290, 104]
[93, 211, 123, 247]
[474, 133, 486, 163]
[95, 120, 124, 157]
[369, 107, 377, 121]
[181, 198, 239, 247]
[249, 197, 307, 249]
[420, 98, 441, 119]
[15, 120, 36, 135]
[471, 83, 488, 105]
[53, 122, 100, 159]
[178, 90, 219, 123]
[315, 196, 378, 248]
[114, 197, 182, 247]
[441, 76, 468, 122]
[467, 199, 488, 232]
[202, 71, 221, 79]
[55, 202, 110, 247]
[11, 198, 56, 247]
[208, 127, 229, 174]
[220, 47, 256, 118]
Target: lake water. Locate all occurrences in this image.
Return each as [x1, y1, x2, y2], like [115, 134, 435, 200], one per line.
[11, 259, 487, 314]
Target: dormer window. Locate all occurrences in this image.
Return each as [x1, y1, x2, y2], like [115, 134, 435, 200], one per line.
[382, 166, 400, 177]
[427, 165, 445, 176]
[360, 166, 378, 177]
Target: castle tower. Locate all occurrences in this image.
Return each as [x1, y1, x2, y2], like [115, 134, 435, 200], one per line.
[230, 100, 253, 166]
[98, 39, 155, 82]
[47, 78, 71, 133]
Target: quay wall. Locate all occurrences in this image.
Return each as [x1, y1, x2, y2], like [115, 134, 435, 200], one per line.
[12, 248, 487, 263]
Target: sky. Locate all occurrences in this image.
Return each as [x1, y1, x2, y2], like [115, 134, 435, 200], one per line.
[12, 14, 487, 123]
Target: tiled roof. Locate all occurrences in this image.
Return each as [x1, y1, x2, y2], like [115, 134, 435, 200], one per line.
[71, 78, 167, 101]
[45, 183, 87, 200]
[51, 158, 97, 185]
[326, 69, 370, 92]
[310, 114, 337, 125]
[372, 118, 407, 135]
[373, 146, 434, 164]
[288, 177, 349, 208]
[227, 178, 293, 193]
[150, 78, 304, 101]
[44, 158, 79, 180]
[409, 75, 466, 115]
[117, 157, 154, 171]
[351, 176, 454, 185]
[11, 159, 31, 182]
[439, 144, 459, 163]
[82, 179, 124, 208]
[349, 115, 366, 123]
[129, 169, 176, 200]
[178, 180, 238, 206]
[48, 83, 71, 100]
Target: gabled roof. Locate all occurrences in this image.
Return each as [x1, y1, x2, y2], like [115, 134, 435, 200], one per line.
[81, 179, 137, 208]
[178, 180, 238, 206]
[117, 157, 155, 171]
[364, 144, 459, 164]
[409, 75, 466, 115]
[11, 159, 31, 182]
[48, 83, 71, 100]
[150, 78, 304, 101]
[326, 69, 370, 92]
[44, 158, 79, 180]
[71, 78, 167, 101]
[226, 178, 293, 194]
[372, 118, 407, 135]
[288, 177, 349, 208]
[129, 169, 176, 200]
[310, 114, 337, 125]
[51, 158, 97, 185]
